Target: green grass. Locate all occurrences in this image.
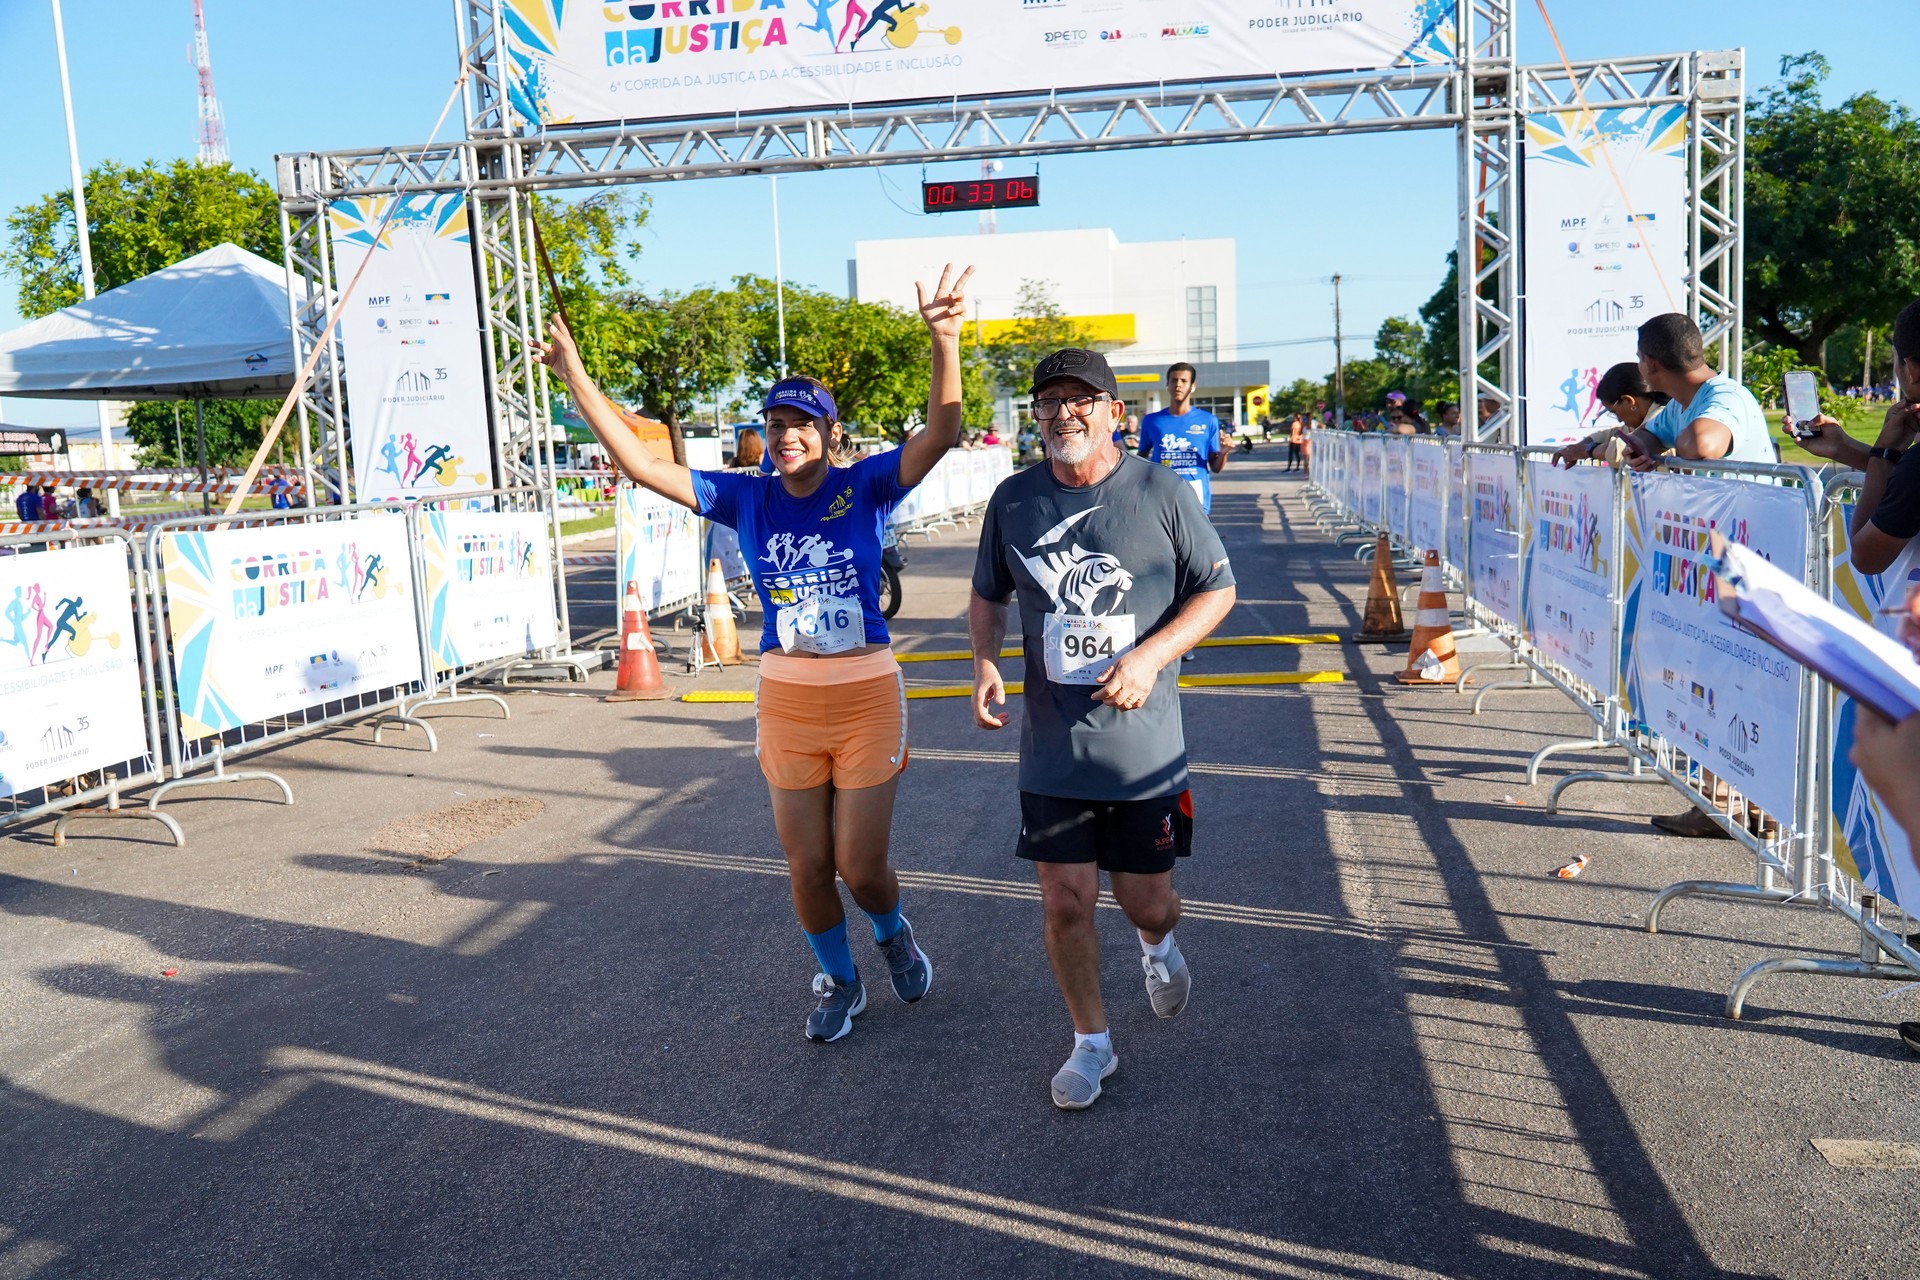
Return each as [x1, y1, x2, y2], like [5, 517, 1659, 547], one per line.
[560, 511, 616, 538]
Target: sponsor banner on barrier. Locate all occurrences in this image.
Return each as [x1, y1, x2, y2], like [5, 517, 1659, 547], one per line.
[1446, 442, 1468, 575]
[619, 484, 703, 610]
[1467, 450, 1521, 626]
[331, 194, 496, 502]
[159, 515, 425, 739]
[0, 543, 148, 797]
[1825, 508, 1920, 911]
[1522, 461, 1614, 691]
[419, 511, 558, 673]
[1360, 435, 1384, 527]
[1384, 438, 1410, 541]
[1620, 473, 1806, 819]
[502, 1, 1457, 128]
[1521, 104, 1688, 446]
[1409, 439, 1446, 553]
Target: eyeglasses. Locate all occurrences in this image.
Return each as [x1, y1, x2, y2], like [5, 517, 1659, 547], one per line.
[1030, 393, 1114, 421]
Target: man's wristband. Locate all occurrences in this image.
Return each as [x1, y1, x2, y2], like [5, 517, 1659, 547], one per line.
[1585, 437, 1600, 458]
[1870, 446, 1905, 465]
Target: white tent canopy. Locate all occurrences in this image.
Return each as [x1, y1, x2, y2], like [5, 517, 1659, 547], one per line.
[0, 243, 299, 401]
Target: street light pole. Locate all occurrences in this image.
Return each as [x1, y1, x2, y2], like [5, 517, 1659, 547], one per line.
[770, 175, 788, 378]
[1332, 272, 1346, 429]
[51, 0, 120, 515]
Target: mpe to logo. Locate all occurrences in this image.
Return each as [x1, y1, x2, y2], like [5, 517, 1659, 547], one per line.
[1044, 28, 1087, 44]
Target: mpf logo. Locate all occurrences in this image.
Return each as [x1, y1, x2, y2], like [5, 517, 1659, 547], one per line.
[1022, 0, 1065, 7]
[366, 295, 391, 307]
[1559, 217, 1585, 229]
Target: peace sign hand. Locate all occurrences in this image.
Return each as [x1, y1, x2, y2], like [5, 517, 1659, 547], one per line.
[916, 263, 976, 345]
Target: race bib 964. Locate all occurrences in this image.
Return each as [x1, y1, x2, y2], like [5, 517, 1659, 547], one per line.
[1043, 613, 1136, 685]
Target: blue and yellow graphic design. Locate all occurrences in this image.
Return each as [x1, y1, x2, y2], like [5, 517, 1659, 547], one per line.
[1525, 103, 1687, 168]
[329, 192, 471, 250]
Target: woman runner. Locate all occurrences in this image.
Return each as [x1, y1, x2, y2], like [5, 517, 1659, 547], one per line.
[537, 264, 975, 1043]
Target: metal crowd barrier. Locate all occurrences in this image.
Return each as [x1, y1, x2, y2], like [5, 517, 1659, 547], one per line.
[1302, 429, 1920, 1017]
[0, 527, 183, 847]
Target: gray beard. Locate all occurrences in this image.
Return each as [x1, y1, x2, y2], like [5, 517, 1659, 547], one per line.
[1047, 430, 1096, 466]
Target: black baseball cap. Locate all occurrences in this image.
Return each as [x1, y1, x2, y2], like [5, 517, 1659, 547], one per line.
[1030, 348, 1120, 399]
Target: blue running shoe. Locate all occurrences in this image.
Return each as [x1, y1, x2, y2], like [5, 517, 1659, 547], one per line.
[876, 916, 933, 1003]
[805, 972, 866, 1043]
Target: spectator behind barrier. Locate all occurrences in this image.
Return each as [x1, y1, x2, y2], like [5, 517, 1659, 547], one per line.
[1551, 362, 1673, 469]
[732, 429, 764, 472]
[1618, 313, 1775, 469]
[74, 487, 97, 518]
[12, 482, 37, 522]
[1797, 299, 1920, 575]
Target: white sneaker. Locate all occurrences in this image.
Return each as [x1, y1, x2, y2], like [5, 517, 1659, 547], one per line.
[1143, 937, 1191, 1018]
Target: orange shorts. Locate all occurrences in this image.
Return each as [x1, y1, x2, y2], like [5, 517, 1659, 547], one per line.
[755, 648, 908, 791]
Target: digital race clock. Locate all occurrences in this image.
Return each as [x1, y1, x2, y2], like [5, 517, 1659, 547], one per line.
[921, 176, 1041, 213]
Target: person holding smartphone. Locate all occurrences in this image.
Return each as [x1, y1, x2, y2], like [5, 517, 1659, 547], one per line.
[1795, 299, 1920, 575]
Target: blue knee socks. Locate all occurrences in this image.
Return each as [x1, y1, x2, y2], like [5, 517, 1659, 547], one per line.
[864, 902, 904, 944]
[804, 920, 856, 983]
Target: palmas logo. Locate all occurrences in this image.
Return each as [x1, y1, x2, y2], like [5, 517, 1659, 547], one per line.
[603, 0, 963, 66]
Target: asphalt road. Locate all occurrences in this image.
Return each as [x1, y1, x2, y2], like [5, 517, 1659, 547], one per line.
[4, 454, 1918, 1279]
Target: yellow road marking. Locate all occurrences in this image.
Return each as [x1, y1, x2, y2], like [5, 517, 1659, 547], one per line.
[678, 670, 1345, 704]
[894, 634, 1341, 663]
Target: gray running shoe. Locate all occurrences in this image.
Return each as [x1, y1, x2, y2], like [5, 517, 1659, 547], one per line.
[1051, 1042, 1119, 1111]
[1142, 937, 1191, 1018]
[875, 916, 933, 1003]
[804, 972, 866, 1043]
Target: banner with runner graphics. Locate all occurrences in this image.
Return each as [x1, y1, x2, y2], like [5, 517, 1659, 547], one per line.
[618, 483, 704, 611]
[1521, 460, 1614, 692]
[158, 516, 425, 739]
[1409, 439, 1446, 553]
[418, 510, 558, 673]
[1445, 441, 1468, 575]
[1619, 472, 1807, 819]
[502, 1, 1459, 129]
[1384, 437, 1410, 541]
[0, 543, 149, 797]
[1521, 104, 1689, 446]
[1466, 450, 1521, 627]
[331, 193, 495, 502]
[1824, 504, 1920, 911]
[1359, 435, 1384, 528]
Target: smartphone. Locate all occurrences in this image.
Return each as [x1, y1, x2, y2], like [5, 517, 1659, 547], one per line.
[1784, 370, 1820, 433]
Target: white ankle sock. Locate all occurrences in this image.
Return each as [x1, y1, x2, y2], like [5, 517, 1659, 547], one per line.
[1140, 931, 1173, 960]
[1074, 1029, 1112, 1056]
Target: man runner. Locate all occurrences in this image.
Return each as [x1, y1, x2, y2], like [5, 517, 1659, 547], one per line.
[1137, 362, 1227, 514]
[969, 347, 1237, 1110]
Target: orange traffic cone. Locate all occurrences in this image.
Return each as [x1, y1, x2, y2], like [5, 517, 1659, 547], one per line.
[699, 558, 743, 666]
[1398, 550, 1463, 685]
[1356, 533, 1406, 639]
[607, 579, 670, 702]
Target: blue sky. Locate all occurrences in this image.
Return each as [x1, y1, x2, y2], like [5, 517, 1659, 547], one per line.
[1, 1, 1910, 428]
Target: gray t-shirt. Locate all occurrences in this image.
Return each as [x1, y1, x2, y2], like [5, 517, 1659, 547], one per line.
[972, 453, 1234, 801]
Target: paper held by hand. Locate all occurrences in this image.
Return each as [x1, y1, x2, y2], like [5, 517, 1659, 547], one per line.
[1709, 531, 1920, 723]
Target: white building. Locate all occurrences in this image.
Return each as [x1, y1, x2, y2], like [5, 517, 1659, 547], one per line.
[850, 228, 1269, 428]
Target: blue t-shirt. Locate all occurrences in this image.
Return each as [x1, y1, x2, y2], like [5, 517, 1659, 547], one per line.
[1137, 408, 1224, 512]
[1642, 374, 1775, 464]
[692, 451, 913, 654]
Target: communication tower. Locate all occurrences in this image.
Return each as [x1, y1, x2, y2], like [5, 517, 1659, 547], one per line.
[193, 0, 229, 166]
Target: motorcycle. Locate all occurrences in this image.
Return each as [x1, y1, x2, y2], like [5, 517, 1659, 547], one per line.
[879, 527, 906, 619]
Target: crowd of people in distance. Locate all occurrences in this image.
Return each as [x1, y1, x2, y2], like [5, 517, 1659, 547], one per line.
[11, 481, 99, 521]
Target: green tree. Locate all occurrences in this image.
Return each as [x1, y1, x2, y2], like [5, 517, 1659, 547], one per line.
[529, 191, 649, 391]
[2, 159, 280, 318]
[977, 279, 1098, 397]
[1374, 315, 1431, 402]
[606, 287, 748, 438]
[1746, 53, 1920, 368]
[733, 276, 962, 439]
[124, 400, 274, 468]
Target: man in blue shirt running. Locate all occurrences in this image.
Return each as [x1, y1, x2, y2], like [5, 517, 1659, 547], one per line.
[1136, 362, 1227, 515]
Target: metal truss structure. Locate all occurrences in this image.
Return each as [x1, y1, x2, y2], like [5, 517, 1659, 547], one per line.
[273, 1, 1743, 500]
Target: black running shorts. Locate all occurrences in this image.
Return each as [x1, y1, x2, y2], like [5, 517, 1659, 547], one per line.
[1016, 790, 1193, 875]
